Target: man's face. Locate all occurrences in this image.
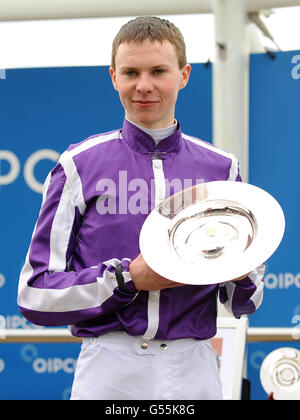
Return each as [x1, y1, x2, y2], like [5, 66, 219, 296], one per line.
[110, 39, 191, 129]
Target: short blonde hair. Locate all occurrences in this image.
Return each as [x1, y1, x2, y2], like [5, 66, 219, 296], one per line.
[111, 16, 187, 70]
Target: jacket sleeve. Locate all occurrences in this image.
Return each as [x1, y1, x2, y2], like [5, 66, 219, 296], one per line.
[17, 157, 138, 327]
[218, 265, 265, 318]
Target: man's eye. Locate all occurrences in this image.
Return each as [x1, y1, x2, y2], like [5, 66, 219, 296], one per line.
[153, 69, 165, 75]
[125, 71, 136, 76]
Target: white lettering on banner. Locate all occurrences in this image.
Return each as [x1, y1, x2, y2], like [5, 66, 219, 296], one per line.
[0, 316, 6, 339]
[293, 305, 300, 316]
[62, 387, 72, 401]
[24, 149, 59, 193]
[4, 315, 45, 330]
[264, 273, 300, 290]
[20, 344, 77, 374]
[20, 344, 39, 363]
[0, 151, 20, 186]
[0, 273, 5, 288]
[33, 358, 76, 374]
[249, 351, 266, 371]
[0, 359, 5, 373]
[0, 149, 59, 193]
[292, 315, 300, 340]
[291, 55, 300, 80]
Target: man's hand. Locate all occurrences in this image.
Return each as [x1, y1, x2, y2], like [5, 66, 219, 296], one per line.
[129, 253, 184, 291]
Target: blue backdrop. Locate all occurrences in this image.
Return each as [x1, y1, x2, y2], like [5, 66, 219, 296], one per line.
[249, 50, 300, 328]
[0, 52, 299, 400]
[246, 50, 300, 399]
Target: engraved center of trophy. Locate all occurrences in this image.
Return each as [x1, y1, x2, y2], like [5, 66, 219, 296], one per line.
[169, 200, 256, 264]
[186, 221, 239, 259]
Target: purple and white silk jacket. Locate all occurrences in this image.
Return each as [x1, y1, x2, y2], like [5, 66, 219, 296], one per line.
[18, 119, 264, 340]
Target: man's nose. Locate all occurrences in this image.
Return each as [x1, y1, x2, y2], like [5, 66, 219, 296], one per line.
[136, 73, 154, 93]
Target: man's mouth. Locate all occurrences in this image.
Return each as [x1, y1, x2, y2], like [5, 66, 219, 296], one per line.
[132, 100, 159, 103]
[132, 100, 159, 108]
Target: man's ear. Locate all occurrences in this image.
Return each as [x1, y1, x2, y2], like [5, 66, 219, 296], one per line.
[179, 64, 192, 90]
[109, 67, 118, 91]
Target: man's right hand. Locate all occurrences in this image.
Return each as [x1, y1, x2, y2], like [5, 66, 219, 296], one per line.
[129, 253, 184, 291]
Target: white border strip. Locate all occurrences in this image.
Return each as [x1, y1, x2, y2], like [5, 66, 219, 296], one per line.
[142, 158, 166, 340]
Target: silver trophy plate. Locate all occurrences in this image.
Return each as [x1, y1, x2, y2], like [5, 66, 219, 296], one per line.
[260, 347, 300, 400]
[139, 181, 285, 285]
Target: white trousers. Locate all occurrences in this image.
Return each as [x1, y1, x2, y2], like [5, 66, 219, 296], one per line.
[70, 331, 223, 400]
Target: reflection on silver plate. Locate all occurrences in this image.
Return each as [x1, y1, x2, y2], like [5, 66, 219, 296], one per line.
[260, 347, 300, 400]
[139, 181, 285, 285]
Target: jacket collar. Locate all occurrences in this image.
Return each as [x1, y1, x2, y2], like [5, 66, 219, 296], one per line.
[121, 118, 182, 157]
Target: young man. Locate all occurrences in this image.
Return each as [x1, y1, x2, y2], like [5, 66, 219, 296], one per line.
[17, 16, 265, 400]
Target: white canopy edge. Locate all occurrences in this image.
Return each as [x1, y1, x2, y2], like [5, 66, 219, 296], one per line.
[0, 0, 299, 22]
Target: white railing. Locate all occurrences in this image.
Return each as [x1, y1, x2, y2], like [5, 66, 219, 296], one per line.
[0, 327, 299, 343]
[0, 329, 80, 343]
[248, 327, 300, 342]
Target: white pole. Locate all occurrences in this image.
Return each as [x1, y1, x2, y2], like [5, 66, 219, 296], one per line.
[212, 0, 249, 182]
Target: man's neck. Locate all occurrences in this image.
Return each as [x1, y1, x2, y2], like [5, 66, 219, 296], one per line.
[126, 118, 177, 145]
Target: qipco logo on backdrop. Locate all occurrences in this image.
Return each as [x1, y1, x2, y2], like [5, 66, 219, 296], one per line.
[20, 344, 77, 375]
[0, 149, 59, 194]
